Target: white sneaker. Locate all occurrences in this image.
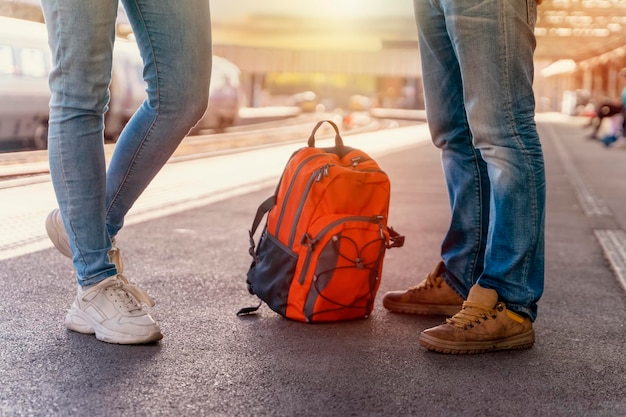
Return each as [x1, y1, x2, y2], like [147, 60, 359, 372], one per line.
[45, 208, 124, 272]
[64, 274, 163, 344]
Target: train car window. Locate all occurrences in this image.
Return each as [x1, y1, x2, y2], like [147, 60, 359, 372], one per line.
[19, 47, 47, 77]
[0, 45, 14, 75]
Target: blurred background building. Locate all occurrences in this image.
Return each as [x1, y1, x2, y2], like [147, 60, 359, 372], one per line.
[2, 0, 626, 115]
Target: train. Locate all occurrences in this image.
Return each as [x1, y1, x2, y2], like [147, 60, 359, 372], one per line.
[0, 16, 241, 151]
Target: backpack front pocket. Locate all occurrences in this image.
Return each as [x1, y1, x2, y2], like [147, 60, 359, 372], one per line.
[294, 217, 387, 322]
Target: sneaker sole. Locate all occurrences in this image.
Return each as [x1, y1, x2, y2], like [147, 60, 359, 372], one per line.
[46, 209, 124, 272]
[418, 329, 535, 354]
[65, 305, 163, 345]
[382, 298, 462, 316]
[45, 209, 72, 259]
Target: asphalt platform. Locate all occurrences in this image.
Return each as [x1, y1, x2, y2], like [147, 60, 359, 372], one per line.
[0, 114, 624, 417]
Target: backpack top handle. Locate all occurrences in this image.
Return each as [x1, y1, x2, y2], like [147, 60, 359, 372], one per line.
[307, 119, 345, 149]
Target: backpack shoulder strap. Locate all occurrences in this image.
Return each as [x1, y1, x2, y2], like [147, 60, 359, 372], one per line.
[240, 195, 276, 317]
[248, 195, 275, 259]
[236, 300, 262, 317]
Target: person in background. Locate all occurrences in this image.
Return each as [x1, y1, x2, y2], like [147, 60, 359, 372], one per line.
[41, 0, 212, 344]
[619, 68, 626, 137]
[383, 0, 546, 354]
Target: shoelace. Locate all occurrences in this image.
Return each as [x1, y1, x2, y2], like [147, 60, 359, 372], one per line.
[446, 301, 504, 330]
[408, 270, 443, 292]
[84, 274, 155, 313]
[107, 245, 124, 272]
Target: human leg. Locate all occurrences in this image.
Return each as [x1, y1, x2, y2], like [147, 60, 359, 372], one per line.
[415, 0, 492, 297]
[388, 1, 543, 348]
[105, 0, 212, 237]
[41, 0, 119, 285]
[411, 0, 544, 320]
[45, 208, 124, 272]
[383, 0, 493, 315]
[416, 0, 544, 353]
[40, 0, 212, 344]
[442, 0, 545, 320]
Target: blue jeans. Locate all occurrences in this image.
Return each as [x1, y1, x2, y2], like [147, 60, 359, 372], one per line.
[414, 0, 545, 320]
[41, 0, 212, 286]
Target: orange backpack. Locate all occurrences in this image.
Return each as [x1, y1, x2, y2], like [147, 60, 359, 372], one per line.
[239, 120, 404, 322]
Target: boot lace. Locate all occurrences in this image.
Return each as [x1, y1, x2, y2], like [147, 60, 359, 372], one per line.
[446, 301, 504, 330]
[408, 270, 444, 292]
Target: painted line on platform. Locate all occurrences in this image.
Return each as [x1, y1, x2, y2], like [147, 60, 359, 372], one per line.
[543, 121, 626, 294]
[594, 229, 626, 293]
[547, 124, 612, 217]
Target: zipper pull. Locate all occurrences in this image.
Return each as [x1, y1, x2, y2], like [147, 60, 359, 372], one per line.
[301, 233, 317, 249]
[376, 216, 385, 238]
[316, 165, 330, 181]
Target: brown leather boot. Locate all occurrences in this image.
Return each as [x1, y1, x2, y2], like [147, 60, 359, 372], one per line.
[382, 261, 464, 316]
[419, 284, 535, 354]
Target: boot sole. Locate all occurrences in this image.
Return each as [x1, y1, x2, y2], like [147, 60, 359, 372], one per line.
[382, 298, 462, 316]
[418, 329, 535, 354]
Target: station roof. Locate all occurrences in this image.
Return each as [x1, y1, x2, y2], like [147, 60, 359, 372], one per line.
[211, 0, 626, 65]
[3, 0, 626, 66]
[535, 0, 626, 62]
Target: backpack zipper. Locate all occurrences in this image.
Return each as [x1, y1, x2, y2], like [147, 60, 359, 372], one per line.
[287, 164, 331, 247]
[287, 163, 388, 248]
[275, 153, 326, 236]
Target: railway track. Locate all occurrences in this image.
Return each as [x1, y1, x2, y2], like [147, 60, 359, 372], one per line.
[0, 114, 404, 187]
